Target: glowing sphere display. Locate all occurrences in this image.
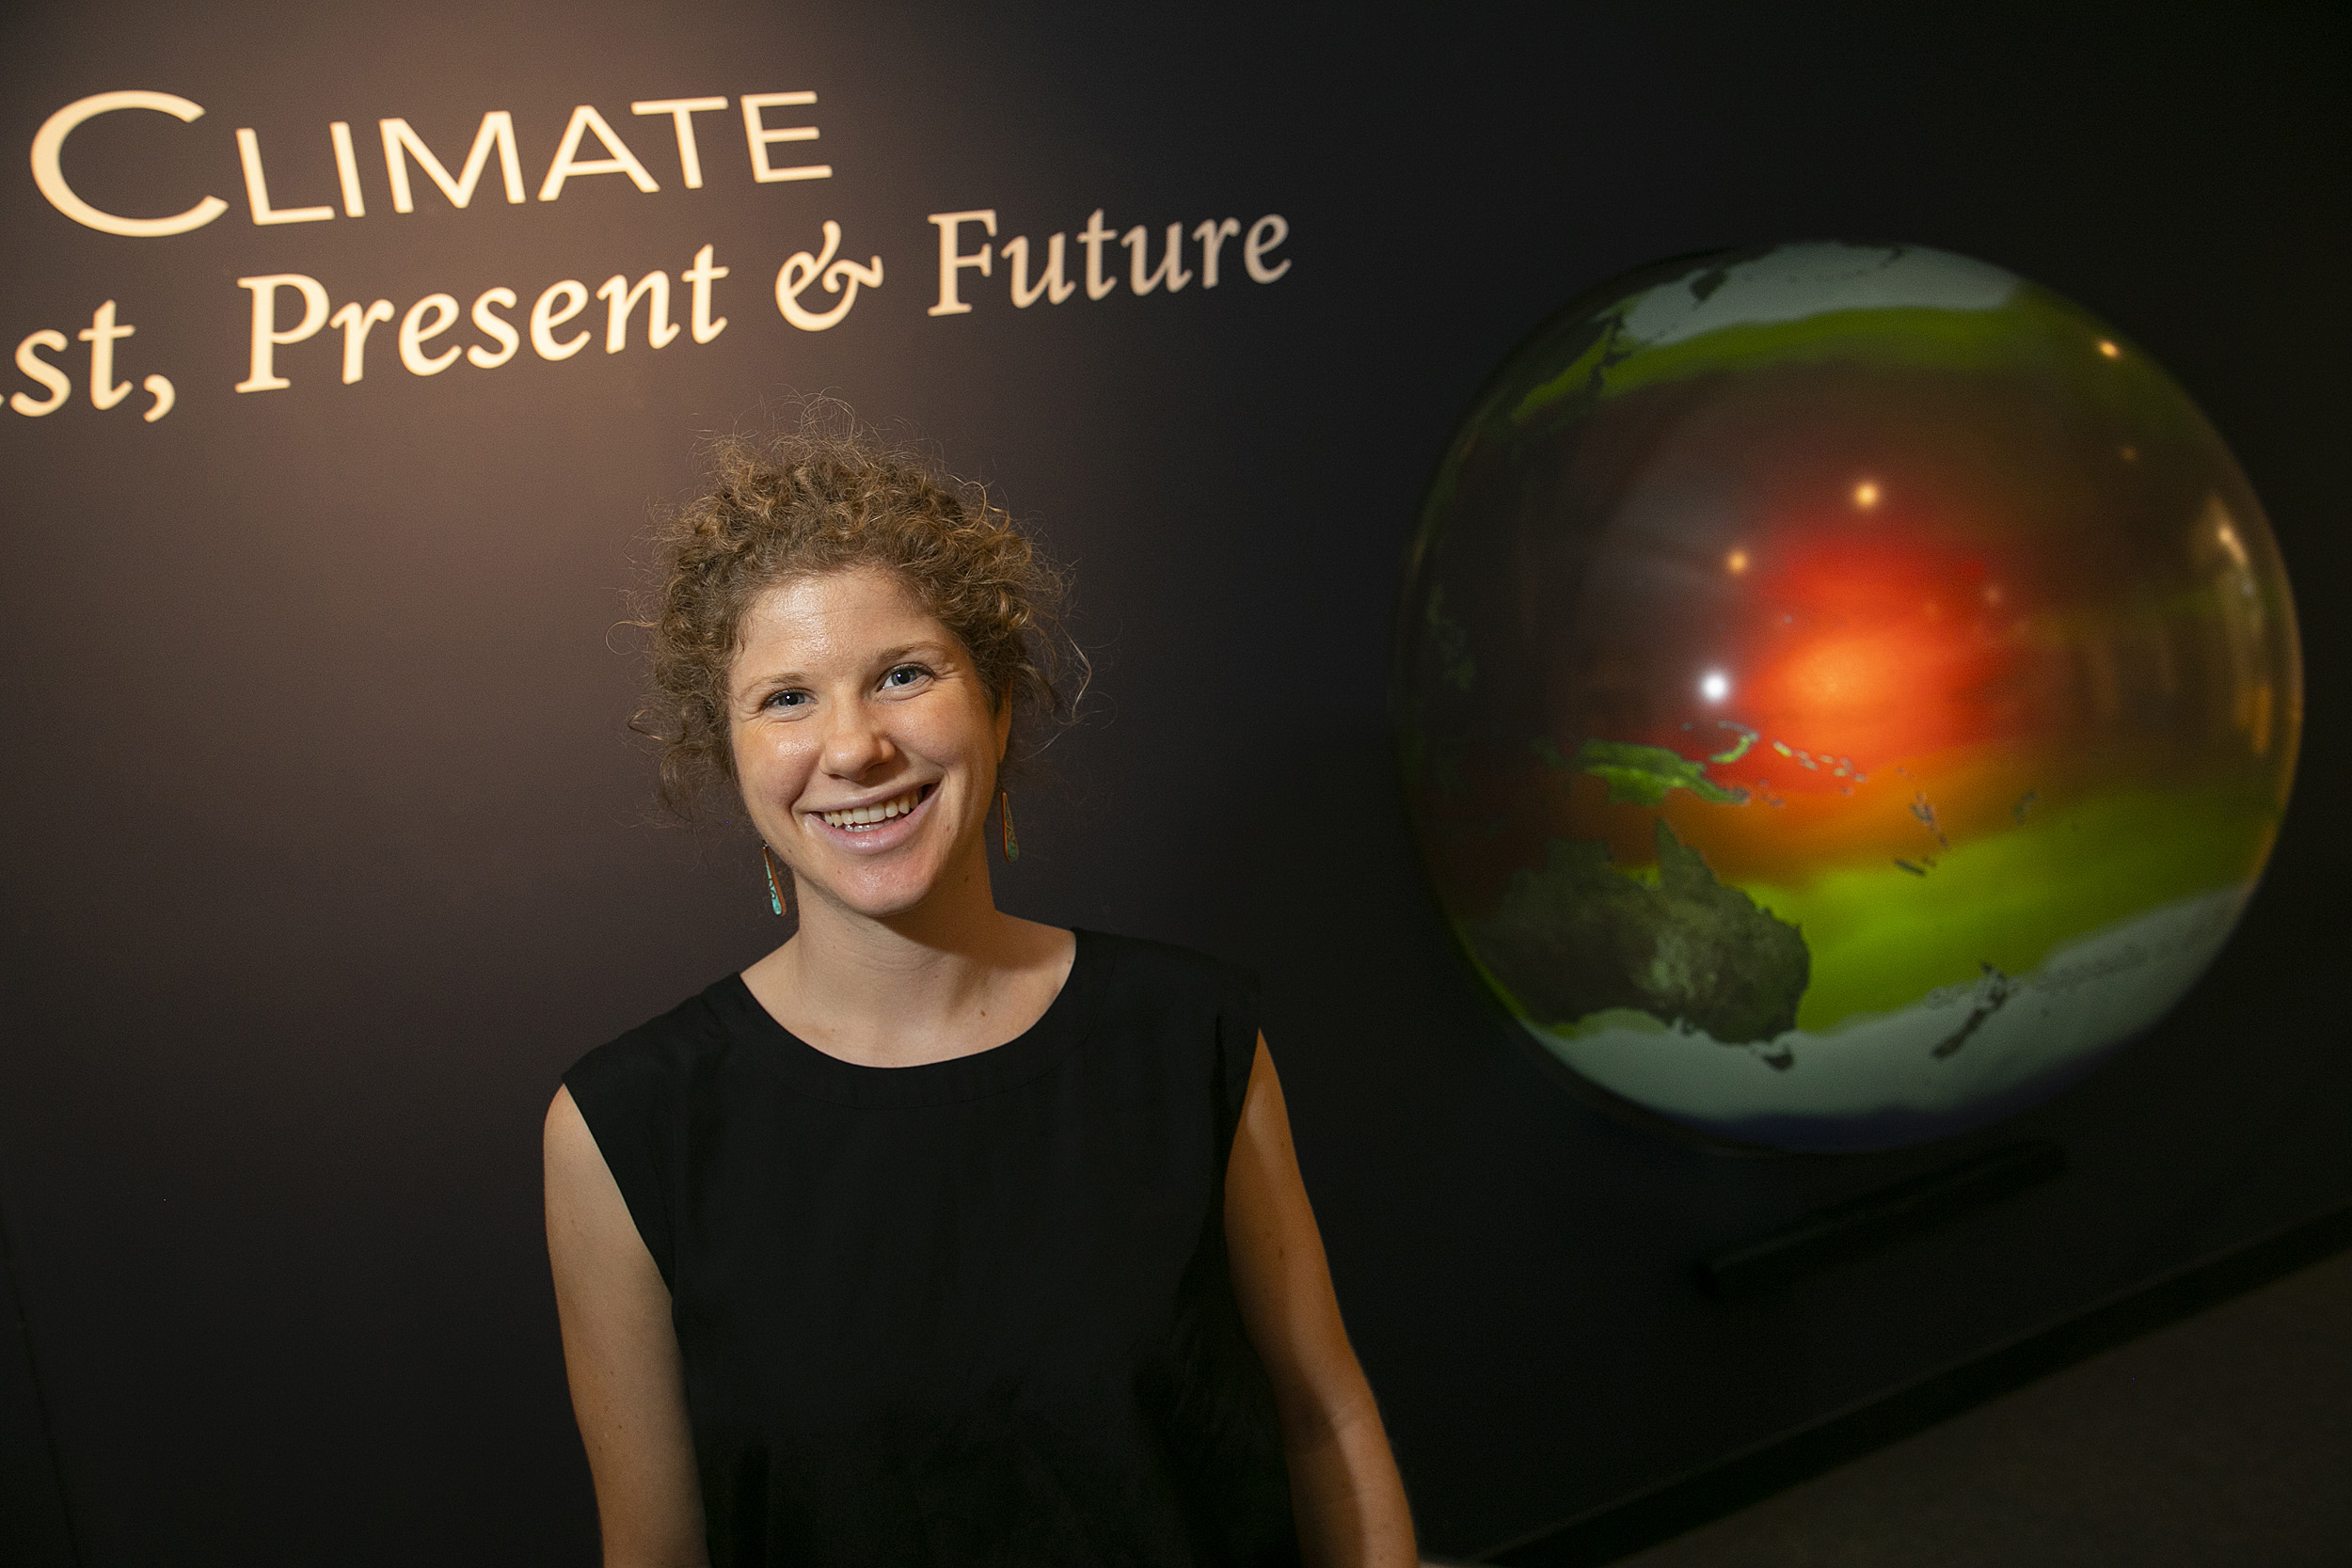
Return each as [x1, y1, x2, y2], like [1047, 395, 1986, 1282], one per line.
[1393, 242, 2301, 1151]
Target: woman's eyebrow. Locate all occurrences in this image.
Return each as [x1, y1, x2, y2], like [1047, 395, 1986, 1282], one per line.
[872, 641, 953, 663]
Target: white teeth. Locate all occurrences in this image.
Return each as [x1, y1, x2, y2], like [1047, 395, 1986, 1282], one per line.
[820, 789, 921, 830]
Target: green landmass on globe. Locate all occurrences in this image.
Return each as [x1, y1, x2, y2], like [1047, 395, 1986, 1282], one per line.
[1536, 737, 1751, 807]
[1476, 820, 1809, 1047]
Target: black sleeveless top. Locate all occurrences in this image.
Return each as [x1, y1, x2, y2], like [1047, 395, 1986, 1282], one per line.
[564, 930, 1300, 1567]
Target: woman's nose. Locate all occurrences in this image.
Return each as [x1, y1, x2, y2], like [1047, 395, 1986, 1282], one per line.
[819, 701, 896, 778]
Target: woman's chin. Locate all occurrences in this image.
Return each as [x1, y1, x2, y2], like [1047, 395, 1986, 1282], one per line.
[799, 862, 957, 925]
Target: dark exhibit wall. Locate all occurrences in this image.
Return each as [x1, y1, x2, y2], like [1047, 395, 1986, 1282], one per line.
[1, 4, 2344, 1562]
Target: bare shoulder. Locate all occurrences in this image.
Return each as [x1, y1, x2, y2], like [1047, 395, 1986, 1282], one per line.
[543, 1084, 610, 1191]
[1007, 917, 1078, 983]
[545, 1082, 590, 1154]
[543, 1085, 647, 1270]
[980, 919, 1077, 1050]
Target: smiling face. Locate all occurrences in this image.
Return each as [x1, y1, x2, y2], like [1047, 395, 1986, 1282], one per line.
[728, 567, 1011, 924]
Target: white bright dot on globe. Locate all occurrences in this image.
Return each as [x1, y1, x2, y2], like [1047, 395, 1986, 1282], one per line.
[2098, 340, 2122, 359]
[1725, 548, 1749, 575]
[1700, 671, 1731, 703]
[1853, 480, 1881, 509]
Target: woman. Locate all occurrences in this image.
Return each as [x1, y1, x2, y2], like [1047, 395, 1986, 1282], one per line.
[544, 424, 1416, 1566]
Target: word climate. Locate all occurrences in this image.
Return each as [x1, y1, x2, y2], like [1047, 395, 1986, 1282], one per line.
[31, 89, 832, 237]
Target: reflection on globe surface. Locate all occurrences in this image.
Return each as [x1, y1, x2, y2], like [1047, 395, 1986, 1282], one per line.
[1393, 242, 2302, 1151]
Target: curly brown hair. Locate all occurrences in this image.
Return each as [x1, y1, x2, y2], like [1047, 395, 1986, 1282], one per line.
[634, 415, 1078, 816]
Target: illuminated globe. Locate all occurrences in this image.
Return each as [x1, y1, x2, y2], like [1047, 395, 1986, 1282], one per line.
[1393, 242, 2302, 1151]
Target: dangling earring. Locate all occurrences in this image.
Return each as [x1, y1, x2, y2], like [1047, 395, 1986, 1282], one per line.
[761, 844, 789, 916]
[999, 790, 1020, 863]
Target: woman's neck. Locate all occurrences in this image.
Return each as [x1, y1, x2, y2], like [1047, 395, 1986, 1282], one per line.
[742, 846, 1073, 1069]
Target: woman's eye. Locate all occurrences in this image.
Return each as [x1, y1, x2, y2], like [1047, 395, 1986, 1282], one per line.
[766, 689, 810, 709]
[883, 664, 930, 689]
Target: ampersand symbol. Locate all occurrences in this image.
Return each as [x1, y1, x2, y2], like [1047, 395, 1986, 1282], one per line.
[774, 222, 883, 332]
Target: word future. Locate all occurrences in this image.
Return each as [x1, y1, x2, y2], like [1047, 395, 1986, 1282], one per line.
[927, 210, 1289, 314]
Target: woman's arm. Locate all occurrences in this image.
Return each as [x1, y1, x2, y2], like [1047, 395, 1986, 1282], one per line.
[544, 1085, 709, 1568]
[1224, 1037, 1418, 1567]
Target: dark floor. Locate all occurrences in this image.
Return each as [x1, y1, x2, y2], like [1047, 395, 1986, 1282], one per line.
[1606, 1245, 2352, 1566]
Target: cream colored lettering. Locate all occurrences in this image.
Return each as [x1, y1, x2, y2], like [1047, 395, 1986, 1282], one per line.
[631, 98, 727, 188]
[236, 274, 331, 392]
[468, 288, 520, 368]
[1192, 218, 1239, 287]
[775, 221, 882, 331]
[597, 272, 680, 352]
[381, 113, 524, 212]
[236, 127, 334, 225]
[681, 245, 728, 343]
[1123, 223, 1191, 295]
[329, 298, 395, 383]
[9, 319, 170, 420]
[1244, 214, 1291, 283]
[329, 122, 365, 216]
[1077, 209, 1118, 300]
[538, 106, 658, 201]
[531, 280, 592, 358]
[400, 294, 462, 375]
[740, 92, 828, 182]
[30, 91, 230, 237]
[10, 330, 72, 416]
[75, 300, 135, 408]
[926, 210, 995, 316]
[1001, 234, 1074, 308]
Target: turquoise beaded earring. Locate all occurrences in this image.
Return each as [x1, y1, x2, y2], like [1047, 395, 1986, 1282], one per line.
[999, 790, 1019, 863]
[761, 844, 789, 916]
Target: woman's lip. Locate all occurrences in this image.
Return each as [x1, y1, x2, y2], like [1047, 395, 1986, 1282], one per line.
[804, 784, 935, 853]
